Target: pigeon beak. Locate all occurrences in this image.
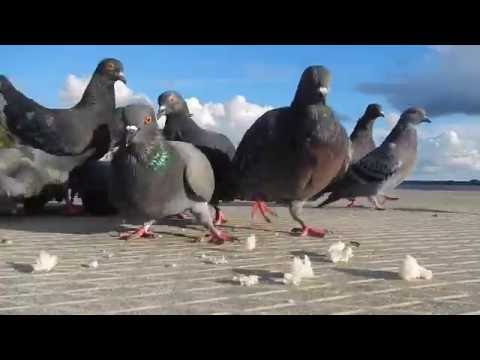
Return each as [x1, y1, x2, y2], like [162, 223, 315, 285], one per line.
[117, 72, 127, 84]
[379, 111, 385, 117]
[421, 118, 432, 123]
[318, 87, 329, 96]
[125, 125, 138, 146]
[157, 105, 167, 117]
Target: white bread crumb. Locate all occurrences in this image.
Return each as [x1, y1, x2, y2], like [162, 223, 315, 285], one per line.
[32, 251, 58, 272]
[245, 234, 256, 251]
[399, 255, 433, 281]
[233, 275, 259, 286]
[328, 241, 354, 263]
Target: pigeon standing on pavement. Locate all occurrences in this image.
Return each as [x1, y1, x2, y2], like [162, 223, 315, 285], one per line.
[232, 65, 350, 237]
[311, 103, 392, 207]
[110, 104, 233, 243]
[316, 107, 431, 210]
[0, 58, 127, 215]
[157, 90, 236, 225]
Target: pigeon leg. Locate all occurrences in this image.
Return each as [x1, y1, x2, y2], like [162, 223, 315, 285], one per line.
[192, 202, 234, 245]
[289, 200, 327, 238]
[345, 198, 357, 208]
[251, 200, 277, 223]
[213, 205, 228, 226]
[119, 220, 156, 240]
[63, 188, 84, 216]
[368, 196, 385, 210]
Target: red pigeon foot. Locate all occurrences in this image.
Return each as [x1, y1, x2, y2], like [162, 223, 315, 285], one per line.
[291, 226, 327, 238]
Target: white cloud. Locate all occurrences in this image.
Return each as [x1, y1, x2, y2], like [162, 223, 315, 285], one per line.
[59, 74, 152, 108]
[415, 129, 480, 180]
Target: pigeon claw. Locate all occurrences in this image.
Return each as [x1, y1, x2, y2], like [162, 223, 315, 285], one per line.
[119, 226, 156, 240]
[207, 230, 234, 245]
[345, 199, 357, 208]
[291, 226, 327, 238]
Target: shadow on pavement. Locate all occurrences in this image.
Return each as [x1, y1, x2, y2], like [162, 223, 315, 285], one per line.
[333, 267, 401, 280]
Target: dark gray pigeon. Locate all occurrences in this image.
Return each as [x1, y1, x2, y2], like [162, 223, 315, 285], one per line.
[232, 65, 350, 237]
[350, 104, 385, 162]
[157, 90, 236, 225]
[0, 58, 126, 157]
[311, 103, 387, 206]
[317, 107, 431, 210]
[0, 58, 127, 215]
[110, 104, 233, 243]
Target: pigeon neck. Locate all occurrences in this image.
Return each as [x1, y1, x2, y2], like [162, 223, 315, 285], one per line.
[144, 136, 171, 172]
[384, 121, 417, 145]
[351, 115, 375, 138]
[165, 113, 199, 129]
[291, 87, 326, 108]
[76, 74, 115, 109]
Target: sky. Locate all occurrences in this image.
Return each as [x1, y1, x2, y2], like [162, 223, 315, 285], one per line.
[1, 45, 479, 181]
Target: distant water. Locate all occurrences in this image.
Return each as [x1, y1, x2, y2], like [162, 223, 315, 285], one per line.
[398, 181, 480, 191]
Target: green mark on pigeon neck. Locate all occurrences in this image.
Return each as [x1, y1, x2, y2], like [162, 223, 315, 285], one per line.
[147, 147, 171, 172]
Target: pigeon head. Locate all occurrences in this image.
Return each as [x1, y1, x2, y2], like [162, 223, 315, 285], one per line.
[121, 104, 160, 150]
[157, 91, 189, 117]
[292, 65, 331, 106]
[95, 58, 126, 84]
[400, 107, 431, 126]
[364, 104, 385, 119]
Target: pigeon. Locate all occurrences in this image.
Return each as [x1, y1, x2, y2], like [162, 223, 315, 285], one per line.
[311, 103, 390, 207]
[110, 104, 233, 243]
[316, 107, 431, 210]
[350, 104, 385, 162]
[1, 95, 94, 213]
[0, 58, 127, 214]
[157, 90, 236, 225]
[232, 65, 350, 237]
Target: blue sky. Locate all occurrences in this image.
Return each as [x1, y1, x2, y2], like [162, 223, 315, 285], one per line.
[1, 45, 479, 180]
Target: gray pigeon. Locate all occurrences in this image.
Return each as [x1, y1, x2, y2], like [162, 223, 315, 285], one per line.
[158, 90, 236, 225]
[311, 103, 387, 207]
[232, 65, 350, 237]
[350, 104, 385, 162]
[0, 58, 127, 214]
[110, 104, 233, 243]
[317, 107, 431, 210]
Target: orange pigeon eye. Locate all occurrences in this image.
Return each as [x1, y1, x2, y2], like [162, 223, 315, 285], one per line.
[144, 116, 153, 125]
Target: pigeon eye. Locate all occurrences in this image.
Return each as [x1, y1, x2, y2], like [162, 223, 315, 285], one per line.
[144, 116, 153, 125]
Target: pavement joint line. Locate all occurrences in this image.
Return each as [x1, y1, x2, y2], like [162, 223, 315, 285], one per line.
[306, 294, 354, 304]
[243, 302, 296, 312]
[432, 294, 470, 301]
[373, 301, 423, 310]
[330, 309, 366, 315]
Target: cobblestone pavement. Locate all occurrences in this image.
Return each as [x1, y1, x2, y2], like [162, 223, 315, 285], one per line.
[1, 189, 480, 315]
